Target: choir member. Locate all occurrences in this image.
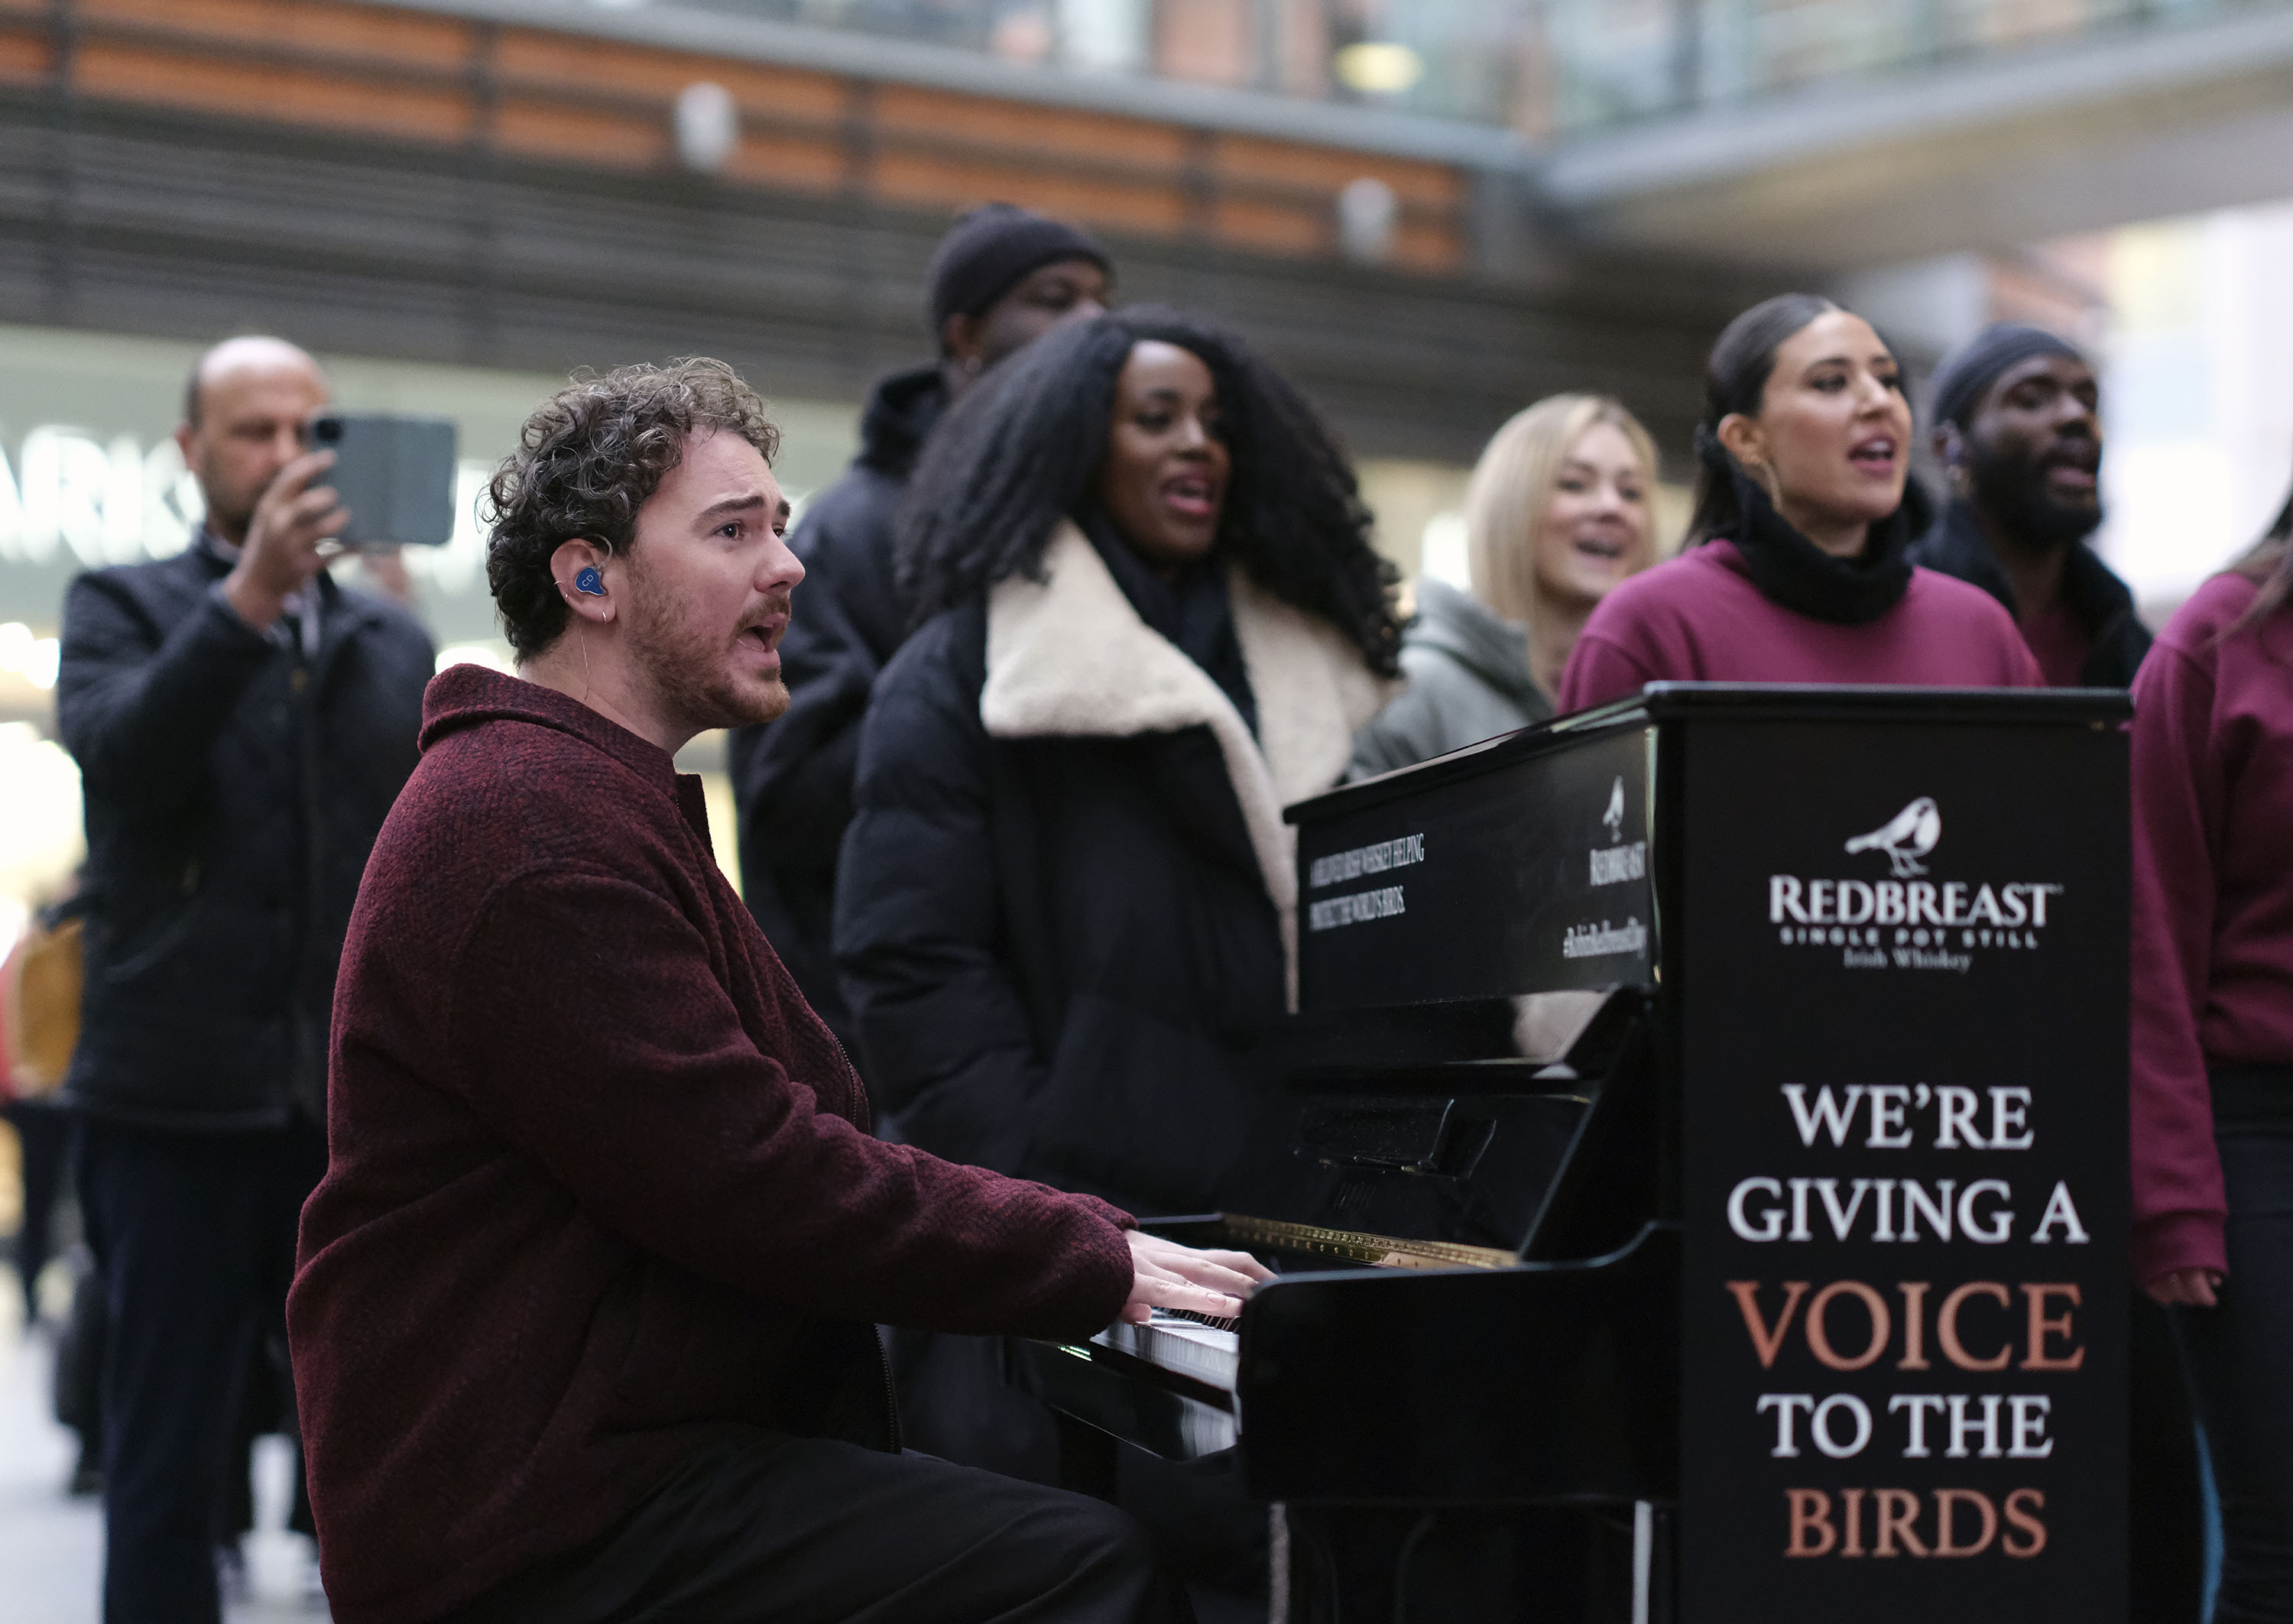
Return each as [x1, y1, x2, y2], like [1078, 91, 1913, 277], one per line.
[1558, 293, 2041, 709]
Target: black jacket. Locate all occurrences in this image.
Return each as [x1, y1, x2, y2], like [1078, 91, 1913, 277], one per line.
[834, 524, 1390, 1215]
[1912, 498, 2152, 686]
[57, 539, 433, 1128]
[729, 365, 946, 1047]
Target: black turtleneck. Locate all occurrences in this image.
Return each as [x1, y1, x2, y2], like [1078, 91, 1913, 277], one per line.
[1711, 462, 1925, 627]
[1075, 507, 1258, 737]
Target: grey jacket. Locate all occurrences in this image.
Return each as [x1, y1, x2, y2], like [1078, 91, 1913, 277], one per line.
[1347, 576, 1552, 779]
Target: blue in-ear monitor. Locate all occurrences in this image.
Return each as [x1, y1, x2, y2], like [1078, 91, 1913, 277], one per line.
[574, 566, 606, 597]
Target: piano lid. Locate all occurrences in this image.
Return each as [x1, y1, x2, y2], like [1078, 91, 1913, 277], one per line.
[1290, 710, 1653, 1013]
[1287, 681, 2130, 828]
[1283, 683, 2132, 1016]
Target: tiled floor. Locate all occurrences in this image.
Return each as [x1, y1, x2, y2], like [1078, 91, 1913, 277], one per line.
[0, 1292, 329, 1624]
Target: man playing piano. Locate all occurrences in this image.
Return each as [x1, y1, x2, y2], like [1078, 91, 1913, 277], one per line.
[287, 359, 1263, 1624]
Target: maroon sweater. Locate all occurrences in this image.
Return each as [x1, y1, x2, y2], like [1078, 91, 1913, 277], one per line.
[1556, 541, 2044, 711]
[2128, 569, 2293, 1282]
[290, 668, 1135, 1624]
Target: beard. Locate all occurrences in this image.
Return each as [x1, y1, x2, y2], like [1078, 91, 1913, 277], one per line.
[623, 564, 790, 734]
[1966, 438, 2103, 553]
[196, 449, 259, 541]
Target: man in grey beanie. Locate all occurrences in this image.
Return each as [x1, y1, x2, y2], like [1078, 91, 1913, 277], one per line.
[728, 204, 1111, 1049]
[1912, 320, 2151, 686]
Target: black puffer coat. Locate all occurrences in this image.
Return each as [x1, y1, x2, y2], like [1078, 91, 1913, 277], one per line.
[57, 536, 433, 1128]
[729, 366, 945, 1046]
[835, 524, 1391, 1215]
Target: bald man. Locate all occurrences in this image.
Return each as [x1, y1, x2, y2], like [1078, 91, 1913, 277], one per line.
[57, 335, 434, 1624]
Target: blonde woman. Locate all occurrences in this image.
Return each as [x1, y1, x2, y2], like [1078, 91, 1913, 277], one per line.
[1350, 393, 1659, 776]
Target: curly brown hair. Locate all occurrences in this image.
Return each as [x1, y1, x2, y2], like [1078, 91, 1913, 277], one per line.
[485, 358, 780, 657]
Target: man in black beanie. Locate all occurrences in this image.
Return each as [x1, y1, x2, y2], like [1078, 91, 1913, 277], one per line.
[728, 204, 1110, 1049]
[1912, 320, 2151, 686]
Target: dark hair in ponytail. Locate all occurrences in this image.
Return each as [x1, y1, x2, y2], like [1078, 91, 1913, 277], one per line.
[1685, 292, 1841, 544]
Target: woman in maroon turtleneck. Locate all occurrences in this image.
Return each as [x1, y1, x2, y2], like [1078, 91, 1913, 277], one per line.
[2129, 498, 2293, 1623]
[1560, 295, 2230, 1614]
[1557, 293, 2041, 710]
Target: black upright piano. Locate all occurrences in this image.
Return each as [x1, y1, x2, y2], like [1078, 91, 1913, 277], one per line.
[1009, 683, 2132, 1623]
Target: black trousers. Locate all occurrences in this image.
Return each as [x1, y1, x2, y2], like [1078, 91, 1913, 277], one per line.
[440, 1426, 1195, 1624]
[2177, 1073, 2293, 1624]
[894, 1328, 1267, 1600]
[2128, 1289, 2206, 1622]
[75, 1116, 326, 1624]
[4, 1097, 73, 1321]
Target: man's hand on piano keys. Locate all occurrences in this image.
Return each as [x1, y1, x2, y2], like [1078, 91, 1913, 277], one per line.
[1121, 1231, 1275, 1325]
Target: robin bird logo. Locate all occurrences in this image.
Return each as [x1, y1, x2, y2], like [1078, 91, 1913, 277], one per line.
[1601, 777, 1626, 841]
[1844, 796, 1941, 877]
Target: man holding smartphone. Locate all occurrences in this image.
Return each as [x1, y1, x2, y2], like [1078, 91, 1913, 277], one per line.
[57, 335, 434, 1623]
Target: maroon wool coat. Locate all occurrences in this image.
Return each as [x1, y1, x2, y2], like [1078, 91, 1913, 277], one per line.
[290, 666, 1135, 1624]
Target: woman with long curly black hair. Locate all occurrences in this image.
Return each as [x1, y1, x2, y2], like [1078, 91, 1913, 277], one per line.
[832, 310, 1396, 1567]
[840, 306, 1397, 1212]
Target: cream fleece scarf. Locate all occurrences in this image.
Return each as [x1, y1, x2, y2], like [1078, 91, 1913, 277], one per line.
[981, 523, 1397, 1007]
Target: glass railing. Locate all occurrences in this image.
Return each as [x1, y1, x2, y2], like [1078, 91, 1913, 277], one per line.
[1542, 0, 2282, 133]
[571, 0, 2291, 135]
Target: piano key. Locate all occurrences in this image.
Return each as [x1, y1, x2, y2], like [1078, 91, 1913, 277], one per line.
[1159, 1307, 1239, 1333]
[1094, 1313, 1238, 1392]
[1216, 1213, 1517, 1271]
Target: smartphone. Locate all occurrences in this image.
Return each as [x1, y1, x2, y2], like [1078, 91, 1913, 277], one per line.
[306, 411, 459, 548]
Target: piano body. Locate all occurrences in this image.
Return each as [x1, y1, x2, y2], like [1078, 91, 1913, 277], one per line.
[1009, 683, 2132, 1623]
